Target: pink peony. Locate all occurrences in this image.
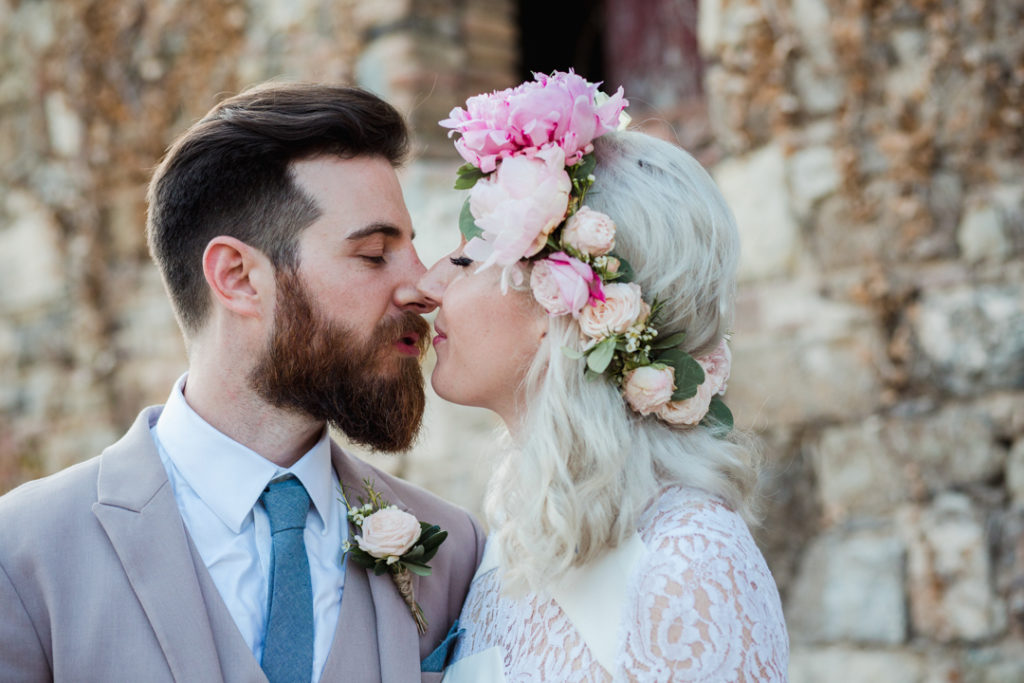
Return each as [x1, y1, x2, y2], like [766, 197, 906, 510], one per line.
[562, 206, 616, 256]
[440, 70, 629, 171]
[530, 252, 603, 317]
[355, 507, 421, 559]
[622, 365, 676, 415]
[465, 146, 572, 270]
[578, 282, 647, 341]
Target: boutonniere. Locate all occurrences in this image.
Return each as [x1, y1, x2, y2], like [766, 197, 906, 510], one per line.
[342, 479, 448, 634]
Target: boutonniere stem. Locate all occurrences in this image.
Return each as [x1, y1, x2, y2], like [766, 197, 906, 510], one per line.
[342, 479, 448, 634]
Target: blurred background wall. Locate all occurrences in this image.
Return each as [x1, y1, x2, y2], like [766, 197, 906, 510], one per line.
[1, 0, 1022, 678]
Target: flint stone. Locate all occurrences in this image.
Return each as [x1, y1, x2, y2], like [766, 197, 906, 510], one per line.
[787, 527, 907, 644]
[787, 144, 841, 218]
[909, 286, 1024, 396]
[789, 647, 924, 683]
[899, 493, 1007, 642]
[0, 191, 65, 314]
[713, 144, 800, 281]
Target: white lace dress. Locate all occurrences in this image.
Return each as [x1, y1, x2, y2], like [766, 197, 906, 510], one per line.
[443, 486, 789, 682]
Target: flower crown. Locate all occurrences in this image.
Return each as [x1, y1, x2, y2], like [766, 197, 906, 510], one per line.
[441, 70, 733, 431]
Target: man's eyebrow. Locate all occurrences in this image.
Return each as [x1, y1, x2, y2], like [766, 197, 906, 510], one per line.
[346, 223, 415, 241]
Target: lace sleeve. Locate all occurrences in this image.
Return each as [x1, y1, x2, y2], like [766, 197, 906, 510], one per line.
[618, 488, 789, 682]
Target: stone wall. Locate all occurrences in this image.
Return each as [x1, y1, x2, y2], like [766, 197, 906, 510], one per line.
[698, 0, 1024, 678]
[2, 0, 1022, 678]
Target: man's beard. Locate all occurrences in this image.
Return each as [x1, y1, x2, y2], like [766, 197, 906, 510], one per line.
[249, 269, 430, 452]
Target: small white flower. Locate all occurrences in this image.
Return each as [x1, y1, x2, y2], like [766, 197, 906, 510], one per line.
[386, 555, 400, 565]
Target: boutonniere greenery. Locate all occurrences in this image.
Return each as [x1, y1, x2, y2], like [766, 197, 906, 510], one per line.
[342, 479, 448, 634]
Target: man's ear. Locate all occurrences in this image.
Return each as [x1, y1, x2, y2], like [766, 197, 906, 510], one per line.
[202, 236, 274, 320]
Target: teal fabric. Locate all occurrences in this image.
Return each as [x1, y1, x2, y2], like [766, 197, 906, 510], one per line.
[421, 619, 464, 673]
[260, 476, 314, 683]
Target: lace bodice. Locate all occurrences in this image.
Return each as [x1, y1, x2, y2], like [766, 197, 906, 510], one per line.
[450, 486, 789, 682]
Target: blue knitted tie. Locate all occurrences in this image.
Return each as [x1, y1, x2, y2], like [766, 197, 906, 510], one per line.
[260, 476, 314, 683]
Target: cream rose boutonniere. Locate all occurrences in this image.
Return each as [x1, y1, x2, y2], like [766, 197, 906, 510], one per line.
[343, 479, 448, 634]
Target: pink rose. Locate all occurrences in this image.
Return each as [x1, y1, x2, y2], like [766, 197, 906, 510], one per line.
[578, 282, 646, 340]
[562, 206, 616, 256]
[622, 365, 676, 415]
[465, 146, 571, 270]
[440, 70, 629, 171]
[530, 252, 602, 317]
[355, 507, 421, 559]
[657, 339, 732, 426]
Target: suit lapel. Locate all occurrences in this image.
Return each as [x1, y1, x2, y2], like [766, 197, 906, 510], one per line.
[322, 444, 421, 682]
[92, 408, 226, 683]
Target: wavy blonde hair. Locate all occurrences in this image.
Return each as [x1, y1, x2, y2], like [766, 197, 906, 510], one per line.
[487, 131, 761, 594]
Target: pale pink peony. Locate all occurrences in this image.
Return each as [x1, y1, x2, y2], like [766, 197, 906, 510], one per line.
[562, 206, 616, 256]
[355, 507, 421, 559]
[530, 252, 602, 317]
[657, 339, 732, 426]
[578, 282, 647, 340]
[465, 146, 571, 270]
[622, 365, 676, 415]
[698, 338, 732, 395]
[440, 70, 629, 172]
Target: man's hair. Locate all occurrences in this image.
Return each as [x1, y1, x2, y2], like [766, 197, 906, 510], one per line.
[146, 82, 409, 335]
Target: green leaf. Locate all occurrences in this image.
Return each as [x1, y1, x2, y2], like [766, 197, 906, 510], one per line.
[612, 255, 635, 283]
[459, 198, 484, 241]
[561, 345, 584, 360]
[586, 337, 616, 374]
[702, 395, 734, 433]
[454, 163, 486, 190]
[420, 529, 448, 552]
[574, 153, 597, 180]
[651, 331, 687, 350]
[404, 545, 425, 560]
[404, 563, 433, 577]
[658, 349, 704, 400]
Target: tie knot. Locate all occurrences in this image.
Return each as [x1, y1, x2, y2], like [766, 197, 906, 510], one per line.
[261, 476, 310, 534]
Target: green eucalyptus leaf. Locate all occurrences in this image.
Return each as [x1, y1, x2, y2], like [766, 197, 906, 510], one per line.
[561, 346, 584, 360]
[373, 563, 389, 576]
[586, 337, 616, 374]
[459, 198, 484, 241]
[405, 563, 433, 577]
[651, 331, 687, 350]
[584, 368, 601, 382]
[658, 349, 704, 400]
[420, 529, 448, 552]
[702, 395, 734, 433]
[404, 545, 425, 560]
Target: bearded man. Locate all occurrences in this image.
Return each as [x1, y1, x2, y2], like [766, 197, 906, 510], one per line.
[0, 83, 484, 683]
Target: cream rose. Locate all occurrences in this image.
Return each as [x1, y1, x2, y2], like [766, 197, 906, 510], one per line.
[657, 382, 714, 426]
[658, 340, 731, 425]
[562, 206, 616, 256]
[622, 365, 676, 415]
[578, 282, 646, 340]
[355, 507, 421, 559]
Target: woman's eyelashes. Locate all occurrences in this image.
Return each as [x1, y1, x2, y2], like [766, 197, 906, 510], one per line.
[450, 255, 473, 267]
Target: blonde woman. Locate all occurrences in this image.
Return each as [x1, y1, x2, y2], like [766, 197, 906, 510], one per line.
[418, 72, 788, 681]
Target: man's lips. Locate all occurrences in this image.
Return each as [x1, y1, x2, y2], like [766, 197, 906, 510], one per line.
[394, 332, 421, 356]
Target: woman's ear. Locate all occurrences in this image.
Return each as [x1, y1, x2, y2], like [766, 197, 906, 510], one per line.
[202, 236, 274, 320]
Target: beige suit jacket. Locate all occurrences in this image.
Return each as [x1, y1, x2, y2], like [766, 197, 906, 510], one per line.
[0, 406, 486, 682]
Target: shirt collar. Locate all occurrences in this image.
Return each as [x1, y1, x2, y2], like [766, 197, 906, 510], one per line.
[155, 374, 336, 534]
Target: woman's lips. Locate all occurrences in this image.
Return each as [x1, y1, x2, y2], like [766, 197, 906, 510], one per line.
[432, 323, 447, 348]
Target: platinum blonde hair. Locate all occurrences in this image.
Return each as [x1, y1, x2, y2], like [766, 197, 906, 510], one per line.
[488, 131, 761, 594]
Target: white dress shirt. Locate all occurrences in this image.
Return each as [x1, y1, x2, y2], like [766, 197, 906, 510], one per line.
[152, 374, 347, 682]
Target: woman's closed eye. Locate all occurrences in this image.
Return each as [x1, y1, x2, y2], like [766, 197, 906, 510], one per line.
[450, 255, 473, 267]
